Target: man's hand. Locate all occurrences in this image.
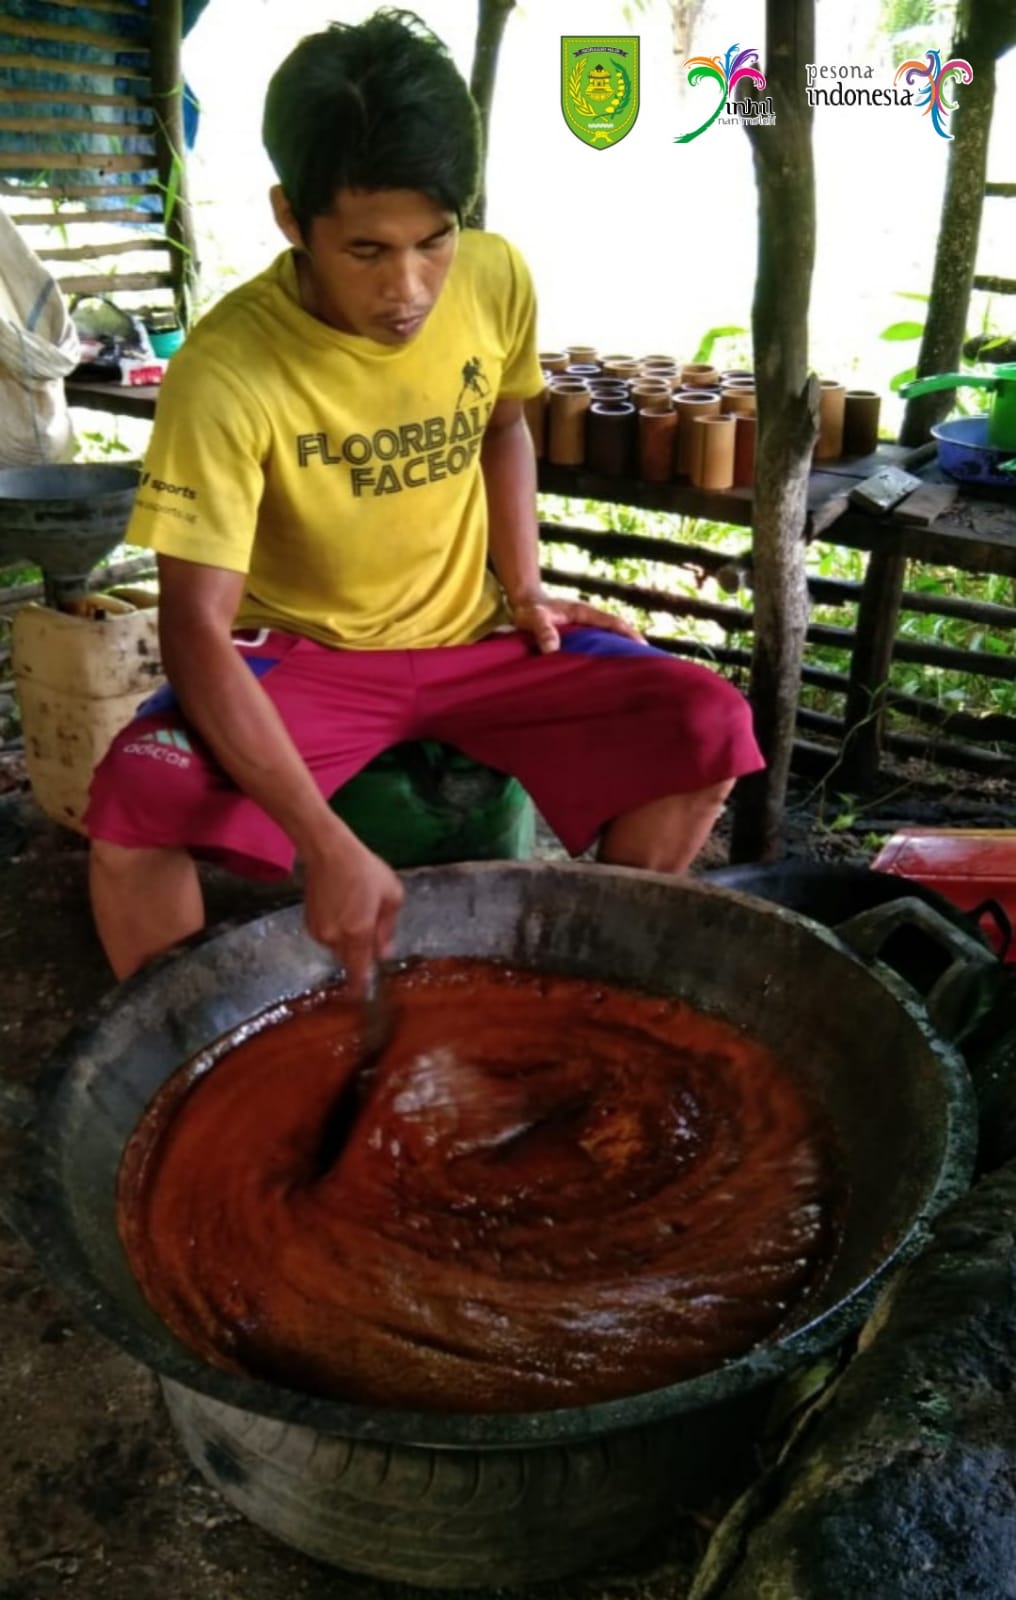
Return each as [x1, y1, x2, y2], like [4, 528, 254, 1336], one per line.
[509, 595, 644, 655]
[302, 834, 405, 996]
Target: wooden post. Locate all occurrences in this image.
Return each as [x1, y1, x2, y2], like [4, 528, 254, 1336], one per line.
[730, 0, 817, 863]
[467, 0, 516, 229]
[839, 547, 907, 790]
[150, 0, 198, 323]
[855, 0, 1016, 785]
[900, 0, 1016, 446]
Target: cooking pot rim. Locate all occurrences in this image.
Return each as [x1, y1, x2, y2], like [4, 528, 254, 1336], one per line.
[6, 1163, 948, 1448]
[0, 462, 140, 500]
[702, 858, 1007, 953]
[2, 863, 978, 1448]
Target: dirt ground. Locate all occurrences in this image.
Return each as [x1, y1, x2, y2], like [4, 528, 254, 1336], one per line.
[0, 760, 1012, 1600]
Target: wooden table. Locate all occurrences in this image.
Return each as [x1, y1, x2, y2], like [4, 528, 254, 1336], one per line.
[65, 380, 164, 421]
[827, 470, 1016, 786]
[539, 450, 1016, 786]
[538, 445, 916, 540]
[66, 377, 1016, 782]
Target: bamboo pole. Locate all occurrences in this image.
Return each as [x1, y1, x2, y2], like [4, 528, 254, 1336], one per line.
[149, 0, 198, 323]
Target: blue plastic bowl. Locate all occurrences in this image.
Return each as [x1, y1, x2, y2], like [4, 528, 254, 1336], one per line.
[931, 415, 1016, 489]
[148, 328, 184, 359]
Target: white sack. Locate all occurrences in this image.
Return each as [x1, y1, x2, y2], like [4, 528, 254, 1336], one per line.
[0, 208, 80, 468]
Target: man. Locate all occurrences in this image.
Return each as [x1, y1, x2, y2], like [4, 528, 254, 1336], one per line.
[85, 9, 763, 992]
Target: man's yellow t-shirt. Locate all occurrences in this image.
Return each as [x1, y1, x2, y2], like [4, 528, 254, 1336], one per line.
[127, 229, 544, 648]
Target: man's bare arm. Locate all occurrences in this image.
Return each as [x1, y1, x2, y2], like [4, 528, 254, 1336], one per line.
[156, 554, 402, 988]
[482, 399, 641, 652]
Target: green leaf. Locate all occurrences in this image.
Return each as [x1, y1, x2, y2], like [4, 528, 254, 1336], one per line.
[692, 325, 748, 364]
[893, 290, 930, 302]
[890, 365, 918, 392]
[880, 320, 925, 341]
[163, 154, 182, 229]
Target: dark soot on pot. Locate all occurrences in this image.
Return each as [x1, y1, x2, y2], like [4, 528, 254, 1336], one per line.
[117, 960, 843, 1412]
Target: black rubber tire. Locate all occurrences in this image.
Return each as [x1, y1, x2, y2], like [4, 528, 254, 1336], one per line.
[161, 1377, 693, 1587]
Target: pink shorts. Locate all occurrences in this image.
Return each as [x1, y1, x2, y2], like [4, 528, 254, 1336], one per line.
[85, 626, 763, 878]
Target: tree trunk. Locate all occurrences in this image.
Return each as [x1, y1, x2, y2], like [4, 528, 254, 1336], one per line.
[900, 0, 1016, 445]
[730, 0, 817, 863]
[669, 0, 707, 68]
[467, 0, 517, 229]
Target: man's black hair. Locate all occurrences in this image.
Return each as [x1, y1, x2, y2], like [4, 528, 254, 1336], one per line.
[262, 9, 482, 234]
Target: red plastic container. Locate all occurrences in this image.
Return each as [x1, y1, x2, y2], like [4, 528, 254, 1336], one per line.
[872, 829, 1016, 962]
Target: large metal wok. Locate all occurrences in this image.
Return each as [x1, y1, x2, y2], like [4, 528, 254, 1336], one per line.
[0, 863, 985, 1587]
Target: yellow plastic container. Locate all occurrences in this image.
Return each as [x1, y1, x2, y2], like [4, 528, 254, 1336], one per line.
[11, 601, 164, 834]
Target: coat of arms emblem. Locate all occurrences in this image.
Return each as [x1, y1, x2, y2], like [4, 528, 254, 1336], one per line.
[561, 37, 640, 149]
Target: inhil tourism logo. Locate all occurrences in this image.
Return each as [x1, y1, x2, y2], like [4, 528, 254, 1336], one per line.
[560, 36, 640, 149]
[806, 49, 973, 140]
[674, 44, 772, 144]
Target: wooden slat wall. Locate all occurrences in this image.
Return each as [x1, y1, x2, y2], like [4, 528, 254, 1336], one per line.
[973, 274, 1016, 296]
[3, 204, 164, 224]
[2, 117, 155, 136]
[0, 0, 195, 322]
[0, 152, 155, 171]
[538, 522, 1016, 781]
[0, 16, 150, 52]
[2, 89, 150, 107]
[20, 0, 144, 17]
[0, 50, 149, 83]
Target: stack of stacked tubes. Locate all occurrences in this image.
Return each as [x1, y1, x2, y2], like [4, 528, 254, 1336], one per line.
[524, 350, 881, 490]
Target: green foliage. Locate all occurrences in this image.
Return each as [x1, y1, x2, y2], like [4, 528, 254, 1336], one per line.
[77, 428, 132, 457]
[880, 320, 926, 341]
[163, 153, 183, 231]
[72, 420, 147, 465]
[890, 365, 918, 395]
[876, 0, 958, 65]
[827, 800, 858, 831]
[0, 562, 36, 590]
[880, 287, 1008, 397]
[804, 551, 1016, 723]
[880, 0, 938, 34]
[538, 494, 753, 653]
[537, 501, 1016, 730]
[692, 324, 750, 366]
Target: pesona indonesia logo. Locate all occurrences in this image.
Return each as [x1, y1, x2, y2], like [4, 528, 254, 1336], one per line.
[560, 37, 640, 149]
[674, 44, 772, 144]
[894, 50, 974, 139]
[806, 50, 973, 140]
